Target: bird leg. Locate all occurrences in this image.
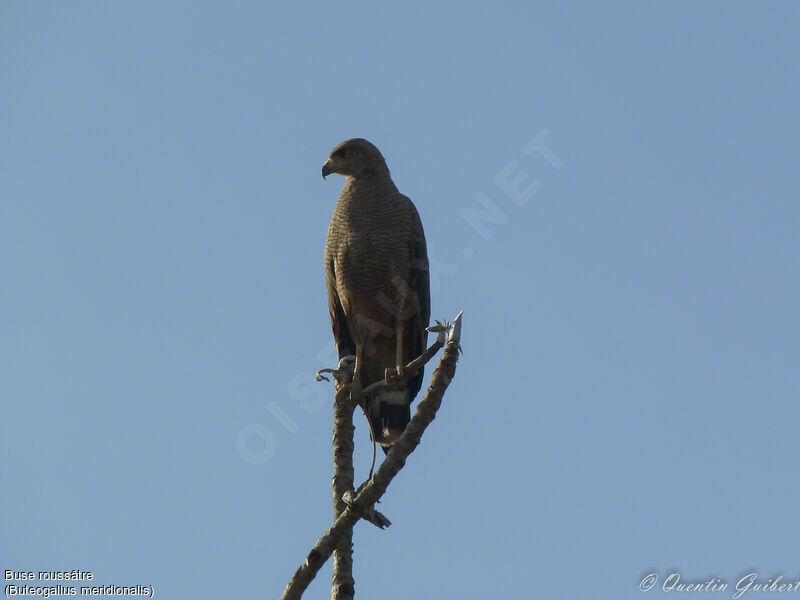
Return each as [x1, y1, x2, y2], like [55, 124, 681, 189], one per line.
[385, 324, 406, 384]
[351, 341, 364, 398]
[395, 324, 405, 379]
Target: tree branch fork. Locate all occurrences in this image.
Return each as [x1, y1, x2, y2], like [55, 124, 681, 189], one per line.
[280, 311, 462, 600]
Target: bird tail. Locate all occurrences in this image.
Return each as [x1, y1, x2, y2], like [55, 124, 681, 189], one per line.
[368, 389, 411, 455]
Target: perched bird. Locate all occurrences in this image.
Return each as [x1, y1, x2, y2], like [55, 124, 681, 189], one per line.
[322, 138, 430, 453]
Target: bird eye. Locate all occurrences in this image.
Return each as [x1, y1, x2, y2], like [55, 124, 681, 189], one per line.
[335, 148, 349, 158]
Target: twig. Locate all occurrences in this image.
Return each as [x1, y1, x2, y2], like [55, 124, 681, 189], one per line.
[279, 312, 462, 600]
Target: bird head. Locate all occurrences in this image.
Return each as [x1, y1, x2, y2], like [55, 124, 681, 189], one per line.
[322, 138, 389, 179]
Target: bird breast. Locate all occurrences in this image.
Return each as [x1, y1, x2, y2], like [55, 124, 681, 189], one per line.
[329, 190, 411, 312]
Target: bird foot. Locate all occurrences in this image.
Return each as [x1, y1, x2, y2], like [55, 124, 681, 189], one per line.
[315, 355, 356, 384]
[384, 366, 405, 384]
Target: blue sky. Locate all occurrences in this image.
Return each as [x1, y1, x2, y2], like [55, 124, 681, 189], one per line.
[2, 2, 799, 598]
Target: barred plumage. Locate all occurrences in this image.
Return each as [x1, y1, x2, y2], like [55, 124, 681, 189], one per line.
[322, 139, 430, 453]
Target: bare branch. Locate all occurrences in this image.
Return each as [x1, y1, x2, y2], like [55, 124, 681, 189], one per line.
[279, 313, 462, 600]
[331, 381, 355, 600]
[342, 491, 391, 529]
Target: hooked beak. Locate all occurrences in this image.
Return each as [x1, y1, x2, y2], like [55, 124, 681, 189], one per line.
[321, 161, 333, 179]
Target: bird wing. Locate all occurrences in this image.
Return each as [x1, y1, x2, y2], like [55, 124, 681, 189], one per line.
[404, 195, 431, 400]
[325, 249, 355, 360]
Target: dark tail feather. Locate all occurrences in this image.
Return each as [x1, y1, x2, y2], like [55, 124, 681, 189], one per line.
[372, 401, 411, 455]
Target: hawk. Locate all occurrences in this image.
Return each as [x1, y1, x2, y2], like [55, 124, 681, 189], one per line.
[322, 138, 430, 453]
